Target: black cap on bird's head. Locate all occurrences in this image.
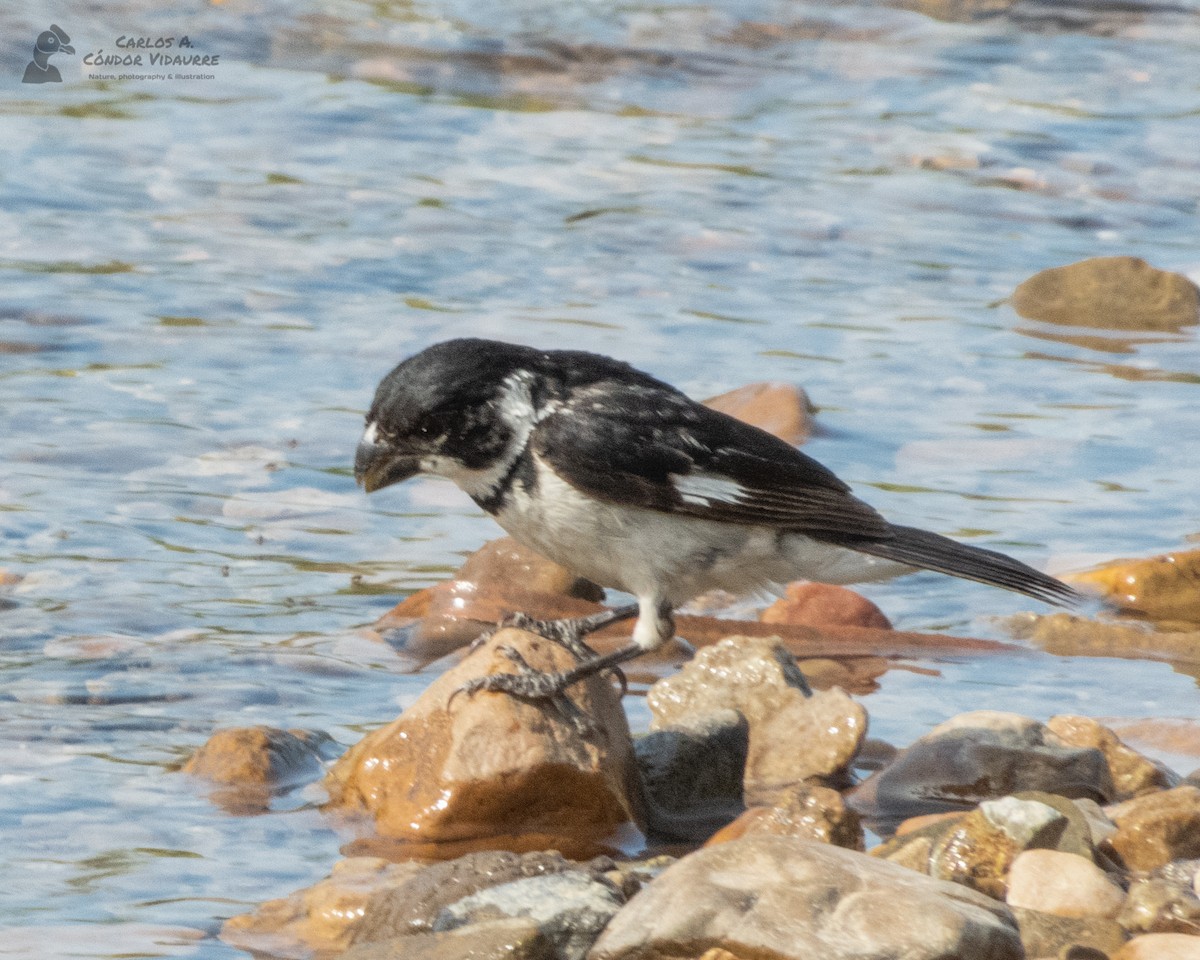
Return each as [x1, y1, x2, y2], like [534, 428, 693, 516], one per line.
[354, 338, 544, 493]
[37, 24, 74, 56]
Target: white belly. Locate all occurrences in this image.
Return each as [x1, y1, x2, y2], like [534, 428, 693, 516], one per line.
[492, 456, 910, 607]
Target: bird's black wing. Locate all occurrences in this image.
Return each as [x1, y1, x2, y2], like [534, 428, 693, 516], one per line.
[530, 380, 893, 540]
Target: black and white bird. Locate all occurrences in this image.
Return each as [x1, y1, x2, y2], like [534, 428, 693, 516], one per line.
[355, 338, 1082, 702]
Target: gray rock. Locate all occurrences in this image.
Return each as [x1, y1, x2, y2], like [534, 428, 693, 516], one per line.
[850, 711, 1115, 829]
[435, 871, 624, 960]
[589, 835, 1023, 960]
[634, 710, 748, 839]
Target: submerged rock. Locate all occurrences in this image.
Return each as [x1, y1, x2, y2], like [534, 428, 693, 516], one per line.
[1113, 932, 1200, 959]
[1119, 867, 1200, 935]
[1012, 256, 1200, 331]
[324, 627, 642, 854]
[182, 725, 335, 813]
[589, 836, 1023, 960]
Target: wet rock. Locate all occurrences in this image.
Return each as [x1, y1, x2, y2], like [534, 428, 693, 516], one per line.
[1007, 850, 1126, 918]
[1010, 907, 1129, 959]
[350, 851, 594, 945]
[340, 918, 553, 960]
[182, 725, 336, 813]
[1065, 549, 1200, 625]
[1105, 787, 1200, 871]
[589, 836, 1023, 960]
[849, 711, 1115, 829]
[634, 711, 748, 840]
[927, 796, 1069, 898]
[1007, 612, 1200, 665]
[1047, 715, 1177, 800]
[1119, 866, 1200, 935]
[358, 919, 557, 960]
[761, 582, 892, 630]
[372, 537, 606, 664]
[1113, 933, 1200, 959]
[647, 635, 867, 799]
[221, 856, 427, 957]
[1012, 256, 1200, 332]
[705, 782, 863, 850]
[703, 381, 815, 446]
[1108, 719, 1200, 765]
[433, 870, 624, 960]
[324, 627, 642, 853]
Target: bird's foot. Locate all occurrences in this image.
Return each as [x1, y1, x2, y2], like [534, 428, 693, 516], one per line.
[453, 645, 594, 733]
[468, 604, 640, 663]
[451, 641, 646, 734]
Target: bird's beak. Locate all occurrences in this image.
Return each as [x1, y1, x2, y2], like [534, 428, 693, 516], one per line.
[61, 44, 75, 54]
[354, 432, 420, 493]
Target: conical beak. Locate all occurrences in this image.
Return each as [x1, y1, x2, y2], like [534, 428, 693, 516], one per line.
[61, 44, 75, 55]
[354, 432, 419, 493]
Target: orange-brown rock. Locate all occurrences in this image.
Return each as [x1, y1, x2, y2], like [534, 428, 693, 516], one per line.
[705, 783, 863, 850]
[1005, 612, 1200, 664]
[182, 725, 333, 813]
[1047, 715, 1176, 800]
[1105, 786, 1200, 871]
[703, 382, 815, 445]
[761, 582, 892, 630]
[1112, 933, 1200, 959]
[371, 537, 606, 664]
[220, 857, 426, 957]
[324, 627, 642, 850]
[1064, 549, 1200, 625]
[1012, 256, 1200, 331]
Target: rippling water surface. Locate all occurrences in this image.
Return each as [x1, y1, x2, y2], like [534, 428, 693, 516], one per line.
[2, 0, 1199, 954]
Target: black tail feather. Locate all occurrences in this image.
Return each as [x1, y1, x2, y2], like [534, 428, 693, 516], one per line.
[851, 523, 1084, 608]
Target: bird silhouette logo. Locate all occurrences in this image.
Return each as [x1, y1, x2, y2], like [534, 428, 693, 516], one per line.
[23, 25, 75, 83]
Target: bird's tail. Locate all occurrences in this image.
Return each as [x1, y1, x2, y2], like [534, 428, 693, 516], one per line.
[851, 523, 1084, 608]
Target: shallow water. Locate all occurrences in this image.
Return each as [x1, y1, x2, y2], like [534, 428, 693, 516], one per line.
[2, 0, 1199, 955]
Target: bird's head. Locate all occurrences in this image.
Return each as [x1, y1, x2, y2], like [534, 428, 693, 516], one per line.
[37, 26, 74, 56]
[354, 338, 546, 495]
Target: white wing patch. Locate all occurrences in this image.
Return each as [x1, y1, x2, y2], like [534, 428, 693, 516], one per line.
[671, 472, 749, 507]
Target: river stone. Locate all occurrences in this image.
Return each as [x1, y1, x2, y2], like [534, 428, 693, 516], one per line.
[1113, 933, 1200, 959]
[1119, 871, 1200, 935]
[1106, 786, 1200, 871]
[182, 725, 335, 812]
[324, 626, 641, 849]
[1012, 256, 1200, 331]
[220, 857, 427, 957]
[760, 582, 892, 630]
[1047, 715, 1176, 800]
[849, 711, 1114, 828]
[588, 836, 1023, 960]
[703, 381, 815, 446]
[434, 871, 624, 960]
[1010, 907, 1129, 959]
[1064, 549, 1200, 625]
[340, 919, 555, 960]
[705, 782, 863, 850]
[634, 711, 748, 840]
[647, 635, 866, 796]
[1006, 850, 1125, 918]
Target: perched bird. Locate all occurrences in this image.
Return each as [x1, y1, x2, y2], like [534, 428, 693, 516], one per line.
[355, 338, 1082, 703]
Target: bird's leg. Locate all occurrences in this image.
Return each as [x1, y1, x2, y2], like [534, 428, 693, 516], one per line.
[470, 602, 640, 661]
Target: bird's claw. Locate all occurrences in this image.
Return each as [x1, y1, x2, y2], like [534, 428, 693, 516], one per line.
[451, 654, 594, 734]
